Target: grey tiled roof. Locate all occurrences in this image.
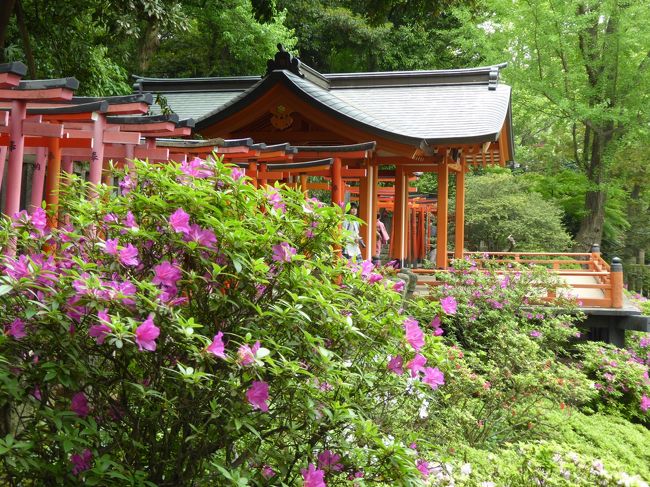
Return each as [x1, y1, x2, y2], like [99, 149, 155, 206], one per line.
[134, 63, 512, 149]
[334, 84, 511, 142]
[148, 91, 243, 120]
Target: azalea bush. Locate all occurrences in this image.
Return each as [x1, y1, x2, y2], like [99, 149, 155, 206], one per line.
[576, 340, 650, 424]
[0, 158, 451, 486]
[405, 258, 594, 448]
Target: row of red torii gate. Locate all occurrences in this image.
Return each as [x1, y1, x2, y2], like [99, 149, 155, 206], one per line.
[0, 49, 514, 270]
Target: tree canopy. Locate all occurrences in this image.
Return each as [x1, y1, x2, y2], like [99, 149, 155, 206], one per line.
[1, 0, 649, 258]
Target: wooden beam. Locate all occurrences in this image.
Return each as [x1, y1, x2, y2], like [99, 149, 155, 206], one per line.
[22, 120, 64, 138]
[0, 88, 74, 101]
[102, 130, 141, 145]
[0, 73, 22, 88]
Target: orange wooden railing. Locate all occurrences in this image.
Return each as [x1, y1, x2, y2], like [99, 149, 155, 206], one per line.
[410, 251, 624, 309]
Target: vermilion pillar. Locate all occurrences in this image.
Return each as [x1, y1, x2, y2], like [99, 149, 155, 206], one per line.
[0, 146, 7, 189]
[436, 160, 449, 269]
[44, 138, 62, 227]
[358, 163, 372, 260]
[88, 114, 106, 187]
[29, 147, 47, 210]
[369, 163, 379, 260]
[391, 166, 408, 265]
[454, 162, 466, 260]
[4, 100, 27, 216]
[61, 156, 74, 174]
[331, 157, 343, 206]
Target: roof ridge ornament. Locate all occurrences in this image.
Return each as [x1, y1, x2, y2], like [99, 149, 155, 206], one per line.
[488, 66, 499, 90]
[266, 44, 304, 78]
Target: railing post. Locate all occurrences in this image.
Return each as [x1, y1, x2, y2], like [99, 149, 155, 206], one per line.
[611, 257, 624, 309]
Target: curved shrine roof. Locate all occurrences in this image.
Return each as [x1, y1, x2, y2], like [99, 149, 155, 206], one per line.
[133, 54, 513, 155]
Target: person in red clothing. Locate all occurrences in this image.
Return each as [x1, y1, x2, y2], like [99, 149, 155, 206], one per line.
[374, 213, 389, 265]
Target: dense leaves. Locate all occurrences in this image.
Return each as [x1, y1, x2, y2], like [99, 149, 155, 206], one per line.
[0, 159, 450, 485]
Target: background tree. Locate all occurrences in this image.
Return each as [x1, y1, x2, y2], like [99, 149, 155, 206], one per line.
[463, 171, 573, 252]
[474, 0, 650, 251]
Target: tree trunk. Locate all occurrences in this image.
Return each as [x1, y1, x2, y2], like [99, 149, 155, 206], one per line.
[14, 0, 35, 78]
[575, 189, 606, 251]
[0, 0, 17, 63]
[137, 19, 160, 73]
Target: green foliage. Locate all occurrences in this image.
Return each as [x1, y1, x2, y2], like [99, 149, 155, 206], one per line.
[406, 259, 594, 451]
[464, 172, 573, 251]
[575, 341, 650, 425]
[473, 0, 650, 250]
[277, 0, 481, 72]
[452, 437, 650, 486]
[0, 159, 450, 485]
[522, 170, 631, 251]
[147, 0, 296, 77]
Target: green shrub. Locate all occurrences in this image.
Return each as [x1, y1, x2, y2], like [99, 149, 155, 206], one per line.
[0, 159, 450, 485]
[576, 341, 650, 424]
[405, 259, 594, 449]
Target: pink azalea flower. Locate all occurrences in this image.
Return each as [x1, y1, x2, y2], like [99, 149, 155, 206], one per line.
[135, 315, 160, 352]
[70, 449, 93, 475]
[301, 463, 326, 487]
[246, 380, 269, 412]
[404, 317, 425, 351]
[422, 367, 445, 390]
[261, 465, 276, 479]
[119, 175, 135, 194]
[641, 395, 650, 412]
[7, 319, 26, 340]
[169, 208, 191, 234]
[266, 188, 286, 212]
[639, 337, 650, 348]
[272, 242, 297, 263]
[368, 273, 383, 284]
[360, 260, 374, 278]
[123, 211, 138, 229]
[530, 330, 541, 338]
[184, 224, 217, 248]
[440, 296, 457, 315]
[119, 244, 139, 267]
[31, 386, 42, 401]
[416, 459, 430, 478]
[5, 254, 31, 280]
[318, 450, 343, 472]
[238, 341, 261, 366]
[104, 238, 119, 256]
[88, 310, 111, 344]
[431, 316, 444, 336]
[180, 157, 212, 178]
[152, 261, 183, 288]
[71, 392, 90, 417]
[207, 332, 226, 359]
[393, 280, 405, 292]
[31, 207, 47, 231]
[231, 167, 246, 181]
[387, 355, 404, 375]
[406, 353, 427, 377]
